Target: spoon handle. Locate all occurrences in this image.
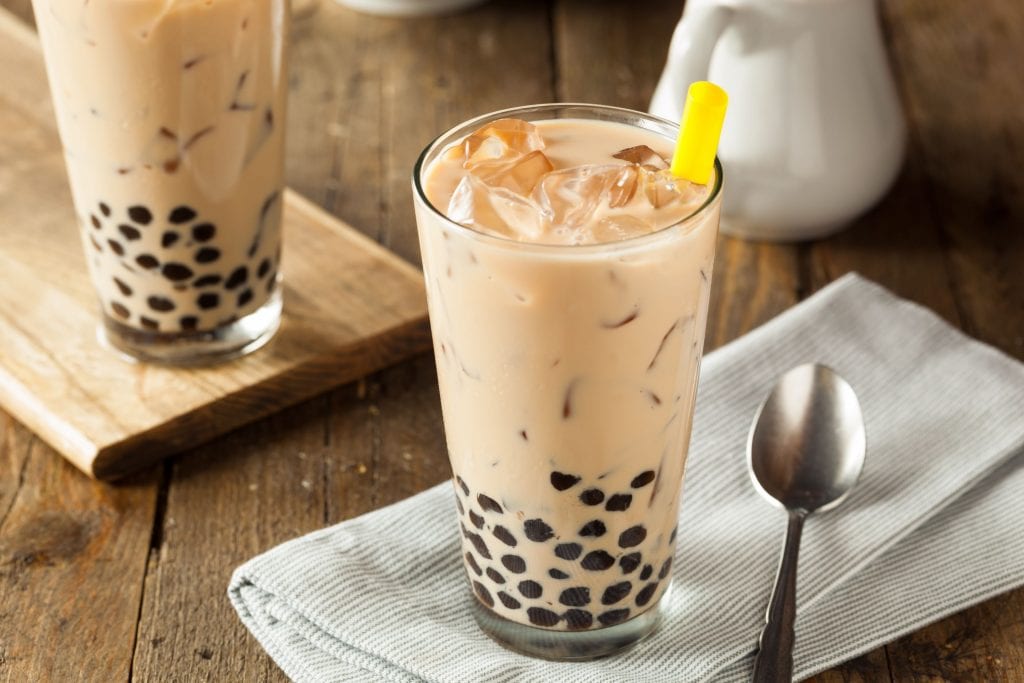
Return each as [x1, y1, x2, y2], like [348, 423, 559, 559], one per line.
[752, 511, 805, 682]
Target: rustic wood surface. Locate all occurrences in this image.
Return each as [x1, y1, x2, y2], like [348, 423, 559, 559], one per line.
[0, 0, 1021, 680]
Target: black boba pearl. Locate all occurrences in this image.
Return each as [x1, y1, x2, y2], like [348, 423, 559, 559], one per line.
[113, 277, 132, 297]
[258, 258, 271, 278]
[469, 510, 484, 529]
[497, 592, 521, 610]
[197, 293, 219, 310]
[597, 609, 630, 626]
[455, 497, 464, 516]
[518, 580, 542, 599]
[564, 609, 593, 630]
[523, 519, 554, 543]
[605, 494, 633, 512]
[602, 582, 633, 605]
[456, 476, 470, 496]
[466, 531, 492, 560]
[225, 266, 248, 290]
[90, 214, 102, 229]
[550, 471, 581, 491]
[237, 289, 253, 307]
[500, 555, 526, 574]
[118, 224, 141, 241]
[107, 239, 125, 256]
[639, 565, 653, 581]
[486, 567, 505, 584]
[658, 557, 673, 580]
[548, 568, 569, 580]
[139, 316, 159, 330]
[619, 552, 642, 574]
[161, 231, 179, 248]
[618, 526, 648, 548]
[147, 296, 175, 312]
[670, 526, 678, 544]
[110, 302, 130, 319]
[193, 274, 222, 288]
[136, 254, 159, 269]
[90, 235, 103, 251]
[180, 316, 198, 331]
[98, 202, 111, 217]
[579, 520, 606, 537]
[266, 271, 277, 293]
[195, 247, 220, 263]
[554, 543, 582, 561]
[168, 205, 196, 224]
[631, 470, 656, 488]
[473, 581, 494, 608]
[527, 608, 561, 627]
[635, 582, 659, 607]
[579, 488, 605, 506]
[558, 587, 590, 607]
[477, 494, 502, 513]
[581, 550, 615, 571]
[465, 552, 482, 576]
[492, 525, 517, 547]
[127, 205, 152, 225]
[162, 262, 193, 281]
[191, 222, 216, 242]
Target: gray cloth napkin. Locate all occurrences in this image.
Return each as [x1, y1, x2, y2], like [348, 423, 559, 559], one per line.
[229, 273, 1024, 683]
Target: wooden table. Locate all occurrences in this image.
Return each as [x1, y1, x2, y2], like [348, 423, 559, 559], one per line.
[1, 0, 1021, 680]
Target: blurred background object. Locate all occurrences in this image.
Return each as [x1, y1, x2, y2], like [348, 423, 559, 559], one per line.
[334, 0, 488, 17]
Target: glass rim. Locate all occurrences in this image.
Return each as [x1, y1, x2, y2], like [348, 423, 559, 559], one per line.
[411, 102, 723, 255]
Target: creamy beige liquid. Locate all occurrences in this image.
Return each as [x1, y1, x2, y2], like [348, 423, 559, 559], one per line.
[33, 0, 288, 334]
[417, 118, 720, 631]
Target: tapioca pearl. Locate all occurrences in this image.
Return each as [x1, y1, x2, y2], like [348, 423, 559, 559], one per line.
[456, 475, 470, 496]
[602, 582, 633, 605]
[162, 263, 194, 282]
[139, 316, 159, 330]
[548, 568, 569, 580]
[191, 222, 216, 242]
[558, 587, 590, 607]
[266, 271, 277, 293]
[527, 608, 561, 627]
[564, 609, 593, 630]
[127, 205, 152, 225]
[195, 247, 220, 264]
[554, 543, 582, 561]
[225, 266, 248, 290]
[605, 494, 633, 512]
[500, 554, 526, 574]
[550, 471, 581, 491]
[90, 214, 102, 229]
[454, 496, 464, 516]
[194, 274, 222, 288]
[136, 254, 159, 270]
[257, 258, 271, 278]
[658, 557, 673, 580]
[486, 568, 505, 584]
[597, 608, 630, 626]
[631, 470, 656, 488]
[147, 296, 175, 312]
[197, 293, 220, 310]
[524, 519, 554, 543]
[98, 202, 111, 217]
[639, 565, 653, 581]
[669, 526, 678, 544]
[466, 531, 492, 560]
[580, 488, 605, 506]
[118, 224, 141, 241]
[619, 552, 642, 574]
[635, 582, 659, 607]
[579, 520, 606, 537]
[464, 552, 482, 577]
[168, 205, 196, 224]
[618, 526, 647, 548]
[477, 494, 502, 513]
[473, 581, 494, 608]
[107, 239, 125, 256]
[110, 302, 130, 319]
[113, 277, 132, 297]
[89, 235, 103, 252]
[581, 550, 615, 571]
[161, 231, 179, 248]
[469, 510, 484, 529]
[497, 592, 521, 610]
[180, 316, 199, 331]
[237, 289, 254, 307]
[492, 525, 517, 547]
[518, 580, 542, 599]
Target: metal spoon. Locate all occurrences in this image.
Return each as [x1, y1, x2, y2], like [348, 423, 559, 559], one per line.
[748, 364, 866, 682]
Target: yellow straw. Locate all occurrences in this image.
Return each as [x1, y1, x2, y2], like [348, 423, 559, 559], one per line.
[670, 81, 728, 185]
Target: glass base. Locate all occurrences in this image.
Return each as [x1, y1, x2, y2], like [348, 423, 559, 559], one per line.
[98, 287, 282, 366]
[471, 582, 668, 661]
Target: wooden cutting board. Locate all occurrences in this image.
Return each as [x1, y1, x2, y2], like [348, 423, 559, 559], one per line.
[0, 10, 431, 479]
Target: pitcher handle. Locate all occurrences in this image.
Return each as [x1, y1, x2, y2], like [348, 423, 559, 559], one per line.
[650, 1, 734, 121]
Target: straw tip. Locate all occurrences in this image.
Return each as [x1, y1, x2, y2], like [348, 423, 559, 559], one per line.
[688, 81, 728, 110]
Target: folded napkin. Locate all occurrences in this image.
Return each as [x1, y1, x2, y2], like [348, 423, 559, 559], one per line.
[229, 273, 1024, 682]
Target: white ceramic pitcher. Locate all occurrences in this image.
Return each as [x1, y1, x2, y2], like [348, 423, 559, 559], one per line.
[650, 0, 906, 241]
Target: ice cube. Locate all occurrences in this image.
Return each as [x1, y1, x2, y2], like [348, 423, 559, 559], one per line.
[456, 118, 546, 169]
[639, 167, 706, 209]
[612, 145, 669, 170]
[532, 164, 639, 227]
[474, 150, 554, 195]
[590, 214, 655, 243]
[447, 174, 544, 240]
